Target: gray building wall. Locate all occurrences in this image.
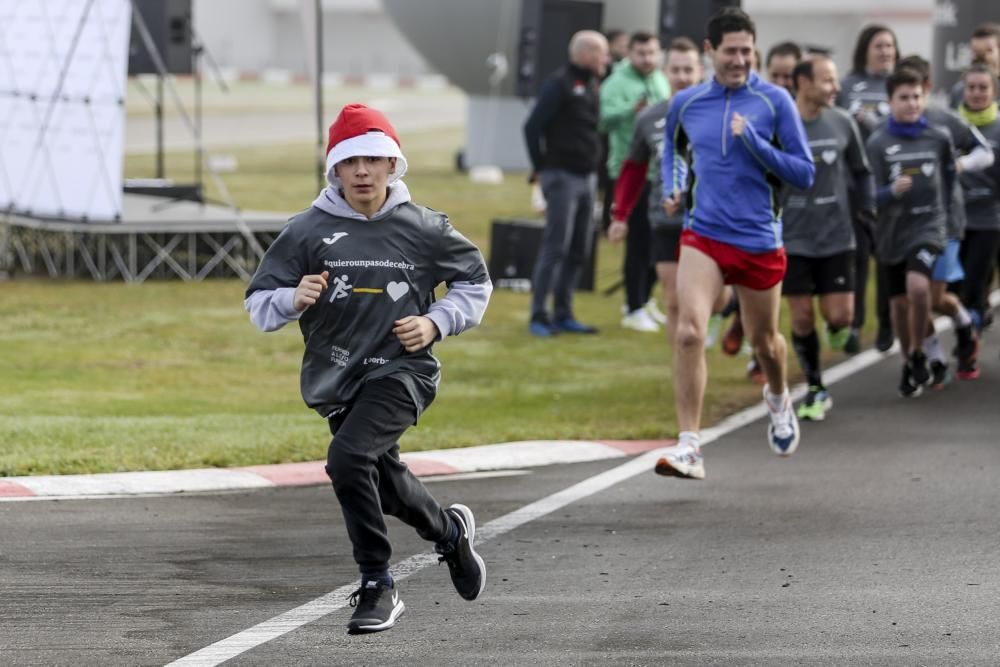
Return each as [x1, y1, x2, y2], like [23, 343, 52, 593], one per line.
[193, 0, 433, 76]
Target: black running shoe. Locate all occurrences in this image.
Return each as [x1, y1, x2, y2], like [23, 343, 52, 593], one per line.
[898, 364, 922, 398]
[876, 324, 895, 352]
[436, 504, 486, 601]
[347, 580, 404, 634]
[955, 325, 980, 380]
[843, 328, 861, 355]
[929, 360, 950, 390]
[909, 350, 930, 386]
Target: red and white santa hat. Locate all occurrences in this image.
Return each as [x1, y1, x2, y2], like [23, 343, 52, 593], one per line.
[325, 103, 407, 186]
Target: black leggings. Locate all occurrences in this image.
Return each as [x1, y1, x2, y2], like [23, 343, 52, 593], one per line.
[960, 228, 1000, 315]
[625, 183, 655, 312]
[851, 218, 890, 331]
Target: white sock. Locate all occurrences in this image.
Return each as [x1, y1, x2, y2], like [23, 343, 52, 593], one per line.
[954, 305, 972, 328]
[923, 335, 946, 363]
[764, 385, 787, 412]
[678, 431, 701, 450]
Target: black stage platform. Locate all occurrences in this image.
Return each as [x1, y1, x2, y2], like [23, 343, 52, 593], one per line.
[0, 194, 291, 282]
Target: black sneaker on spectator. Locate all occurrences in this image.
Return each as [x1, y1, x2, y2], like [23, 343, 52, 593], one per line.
[436, 504, 486, 600]
[347, 580, 404, 634]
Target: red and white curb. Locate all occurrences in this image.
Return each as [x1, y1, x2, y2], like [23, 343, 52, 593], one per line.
[0, 439, 672, 501]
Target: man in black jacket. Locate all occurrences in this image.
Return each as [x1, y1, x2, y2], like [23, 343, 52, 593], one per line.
[523, 30, 609, 336]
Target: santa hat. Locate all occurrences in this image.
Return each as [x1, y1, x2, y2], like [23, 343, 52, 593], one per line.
[325, 104, 407, 186]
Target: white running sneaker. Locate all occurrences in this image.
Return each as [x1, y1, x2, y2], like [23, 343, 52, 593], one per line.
[645, 299, 667, 325]
[654, 442, 705, 480]
[765, 387, 800, 456]
[621, 308, 661, 332]
[705, 314, 723, 348]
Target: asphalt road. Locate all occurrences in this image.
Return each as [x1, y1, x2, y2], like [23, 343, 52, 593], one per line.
[3, 328, 999, 666]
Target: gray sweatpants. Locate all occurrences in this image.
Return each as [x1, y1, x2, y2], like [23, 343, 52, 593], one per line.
[531, 168, 596, 323]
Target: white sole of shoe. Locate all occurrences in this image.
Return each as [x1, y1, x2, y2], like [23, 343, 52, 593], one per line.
[450, 503, 487, 599]
[348, 600, 405, 634]
[653, 457, 705, 480]
[768, 426, 800, 456]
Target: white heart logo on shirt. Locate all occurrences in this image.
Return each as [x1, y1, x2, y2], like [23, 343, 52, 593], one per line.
[821, 150, 837, 165]
[386, 281, 409, 302]
[921, 162, 935, 177]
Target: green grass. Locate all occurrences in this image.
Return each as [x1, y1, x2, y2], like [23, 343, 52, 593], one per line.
[0, 128, 870, 476]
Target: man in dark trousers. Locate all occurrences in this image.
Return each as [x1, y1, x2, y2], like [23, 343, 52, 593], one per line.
[245, 104, 491, 634]
[523, 30, 609, 337]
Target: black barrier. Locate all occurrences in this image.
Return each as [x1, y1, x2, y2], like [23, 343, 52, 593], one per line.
[932, 0, 997, 97]
[488, 218, 596, 291]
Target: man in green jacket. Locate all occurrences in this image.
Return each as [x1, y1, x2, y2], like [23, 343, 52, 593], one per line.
[600, 31, 670, 331]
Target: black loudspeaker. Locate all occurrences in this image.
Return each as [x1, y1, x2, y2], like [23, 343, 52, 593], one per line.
[489, 218, 596, 291]
[129, 0, 193, 75]
[516, 0, 604, 98]
[658, 0, 741, 46]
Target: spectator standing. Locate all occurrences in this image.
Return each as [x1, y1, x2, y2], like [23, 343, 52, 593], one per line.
[523, 31, 609, 337]
[600, 31, 670, 332]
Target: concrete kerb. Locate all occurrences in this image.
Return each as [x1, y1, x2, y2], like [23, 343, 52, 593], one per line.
[0, 439, 674, 502]
[4, 290, 995, 502]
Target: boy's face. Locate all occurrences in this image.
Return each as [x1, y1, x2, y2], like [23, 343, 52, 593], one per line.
[706, 31, 754, 88]
[890, 83, 923, 123]
[335, 156, 396, 207]
[963, 72, 995, 111]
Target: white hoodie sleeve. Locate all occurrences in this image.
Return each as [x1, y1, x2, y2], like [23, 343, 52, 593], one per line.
[244, 287, 303, 332]
[425, 280, 494, 338]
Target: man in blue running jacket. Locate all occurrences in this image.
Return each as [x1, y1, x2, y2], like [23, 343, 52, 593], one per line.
[653, 8, 815, 481]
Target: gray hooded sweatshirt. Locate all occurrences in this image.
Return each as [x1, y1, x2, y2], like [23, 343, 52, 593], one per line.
[245, 181, 492, 419]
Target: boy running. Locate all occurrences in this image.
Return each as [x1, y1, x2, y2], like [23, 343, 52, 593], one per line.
[245, 104, 491, 633]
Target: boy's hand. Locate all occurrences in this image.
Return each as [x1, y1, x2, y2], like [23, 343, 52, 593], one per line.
[891, 175, 913, 197]
[393, 315, 439, 352]
[293, 271, 329, 311]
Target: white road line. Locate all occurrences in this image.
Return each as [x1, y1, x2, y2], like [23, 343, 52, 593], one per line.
[165, 447, 668, 667]
[165, 295, 998, 666]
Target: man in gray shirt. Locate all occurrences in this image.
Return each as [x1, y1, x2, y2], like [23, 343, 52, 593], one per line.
[608, 37, 724, 344]
[783, 55, 874, 421]
[866, 69, 956, 398]
[245, 104, 491, 634]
